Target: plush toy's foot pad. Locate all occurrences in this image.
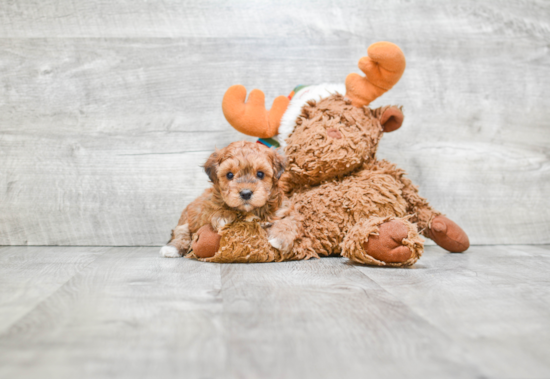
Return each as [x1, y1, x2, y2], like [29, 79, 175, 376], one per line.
[191, 224, 221, 258]
[428, 216, 470, 253]
[341, 216, 424, 267]
[363, 220, 412, 263]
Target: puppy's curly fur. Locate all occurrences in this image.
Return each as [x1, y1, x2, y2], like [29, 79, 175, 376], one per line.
[160, 141, 298, 258]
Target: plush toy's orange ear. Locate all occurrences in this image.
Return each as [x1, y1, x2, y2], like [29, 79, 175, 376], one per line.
[345, 42, 406, 108]
[222, 85, 290, 138]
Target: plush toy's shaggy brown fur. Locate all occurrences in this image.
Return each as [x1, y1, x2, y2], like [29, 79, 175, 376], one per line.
[188, 197, 308, 263]
[188, 217, 300, 263]
[280, 95, 467, 266]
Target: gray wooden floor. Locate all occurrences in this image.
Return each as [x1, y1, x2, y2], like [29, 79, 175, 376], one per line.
[0, 245, 549, 379]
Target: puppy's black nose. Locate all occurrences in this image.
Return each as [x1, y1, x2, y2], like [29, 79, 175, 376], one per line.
[240, 189, 253, 200]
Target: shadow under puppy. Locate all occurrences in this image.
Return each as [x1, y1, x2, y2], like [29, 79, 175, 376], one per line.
[159, 141, 300, 260]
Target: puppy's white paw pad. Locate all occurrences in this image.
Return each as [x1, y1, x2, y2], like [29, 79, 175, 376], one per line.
[268, 238, 283, 251]
[159, 245, 181, 258]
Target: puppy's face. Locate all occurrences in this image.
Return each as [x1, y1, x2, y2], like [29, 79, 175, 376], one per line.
[204, 141, 285, 212]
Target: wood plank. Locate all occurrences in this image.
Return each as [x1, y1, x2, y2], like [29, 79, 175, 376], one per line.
[354, 245, 550, 379]
[0, 247, 224, 379]
[220, 258, 483, 379]
[0, 246, 105, 332]
[1, 0, 548, 39]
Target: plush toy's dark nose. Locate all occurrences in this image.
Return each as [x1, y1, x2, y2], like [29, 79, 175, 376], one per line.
[240, 189, 253, 200]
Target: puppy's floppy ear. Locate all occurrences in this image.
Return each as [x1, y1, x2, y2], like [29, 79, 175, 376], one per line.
[271, 149, 286, 179]
[203, 149, 220, 183]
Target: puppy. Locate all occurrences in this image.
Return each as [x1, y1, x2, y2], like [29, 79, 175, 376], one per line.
[159, 141, 299, 258]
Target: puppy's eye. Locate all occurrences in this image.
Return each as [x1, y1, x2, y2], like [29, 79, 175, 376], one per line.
[256, 171, 264, 179]
[226, 172, 234, 180]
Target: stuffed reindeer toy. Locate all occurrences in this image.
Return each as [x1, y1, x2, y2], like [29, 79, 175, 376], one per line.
[180, 41, 469, 267]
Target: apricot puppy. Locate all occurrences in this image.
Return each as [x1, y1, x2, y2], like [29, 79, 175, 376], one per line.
[159, 141, 298, 258]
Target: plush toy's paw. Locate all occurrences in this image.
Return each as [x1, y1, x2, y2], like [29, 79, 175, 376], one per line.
[363, 220, 412, 263]
[191, 224, 221, 259]
[159, 245, 183, 258]
[342, 217, 423, 267]
[428, 216, 470, 252]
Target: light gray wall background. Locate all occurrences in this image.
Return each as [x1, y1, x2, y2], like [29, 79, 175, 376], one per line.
[0, 0, 549, 246]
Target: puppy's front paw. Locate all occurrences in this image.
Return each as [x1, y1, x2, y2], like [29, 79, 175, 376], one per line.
[267, 217, 298, 254]
[267, 234, 293, 254]
[211, 215, 234, 232]
[159, 245, 182, 258]
[268, 237, 284, 251]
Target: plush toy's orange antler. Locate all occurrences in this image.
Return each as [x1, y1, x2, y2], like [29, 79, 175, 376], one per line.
[345, 42, 406, 107]
[222, 85, 290, 138]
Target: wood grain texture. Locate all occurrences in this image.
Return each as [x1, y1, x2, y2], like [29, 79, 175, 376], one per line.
[355, 244, 550, 378]
[1, 245, 550, 378]
[220, 258, 482, 379]
[0, 247, 225, 379]
[0, 246, 105, 332]
[0, 1, 549, 245]
[1, 0, 549, 40]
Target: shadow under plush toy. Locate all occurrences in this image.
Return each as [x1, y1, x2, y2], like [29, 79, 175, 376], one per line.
[191, 41, 470, 267]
